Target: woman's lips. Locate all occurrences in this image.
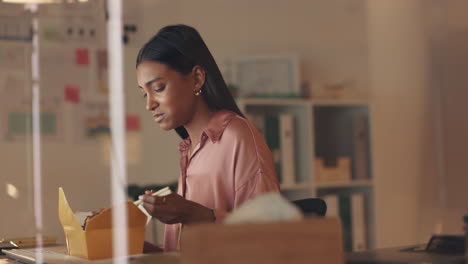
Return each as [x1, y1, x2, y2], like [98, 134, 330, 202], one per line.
[153, 113, 165, 123]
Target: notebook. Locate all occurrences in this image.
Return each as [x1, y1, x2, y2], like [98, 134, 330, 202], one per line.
[3, 248, 181, 264]
[3, 248, 87, 264]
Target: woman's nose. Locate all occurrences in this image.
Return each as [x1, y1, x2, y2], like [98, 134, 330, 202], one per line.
[146, 95, 158, 111]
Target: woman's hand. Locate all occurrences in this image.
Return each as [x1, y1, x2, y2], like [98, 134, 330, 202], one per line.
[141, 192, 215, 225]
[143, 241, 164, 253]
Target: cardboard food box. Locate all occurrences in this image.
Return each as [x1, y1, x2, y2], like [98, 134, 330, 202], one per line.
[58, 188, 146, 260]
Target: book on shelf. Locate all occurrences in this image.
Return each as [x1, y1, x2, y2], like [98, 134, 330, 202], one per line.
[264, 115, 282, 183]
[246, 113, 296, 186]
[246, 113, 265, 135]
[352, 114, 369, 180]
[279, 113, 296, 186]
[323, 194, 339, 217]
[351, 192, 367, 251]
[321, 193, 367, 252]
[339, 195, 353, 252]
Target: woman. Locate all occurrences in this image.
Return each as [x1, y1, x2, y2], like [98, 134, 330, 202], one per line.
[136, 24, 280, 252]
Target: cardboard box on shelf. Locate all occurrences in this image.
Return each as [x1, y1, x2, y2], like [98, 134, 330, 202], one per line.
[58, 188, 146, 260]
[314, 157, 351, 183]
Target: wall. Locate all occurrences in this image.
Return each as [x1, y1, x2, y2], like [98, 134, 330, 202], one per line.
[423, 0, 468, 235]
[367, 0, 441, 247]
[368, 0, 468, 247]
[137, 0, 370, 97]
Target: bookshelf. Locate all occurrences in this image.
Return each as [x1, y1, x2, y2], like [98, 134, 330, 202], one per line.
[238, 98, 375, 251]
[316, 179, 373, 189]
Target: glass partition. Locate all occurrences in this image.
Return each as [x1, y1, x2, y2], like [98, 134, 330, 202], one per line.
[0, 0, 467, 261]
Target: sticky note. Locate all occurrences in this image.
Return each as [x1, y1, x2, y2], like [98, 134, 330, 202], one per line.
[41, 113, 57, 135]
[126, 115, 141, 131]
[75, 48, 89, 66]
[65, 85, 80, 103]
[97, 50, 107, 68]
[8, 112, 30, 135]
[7, 112, 56, 135]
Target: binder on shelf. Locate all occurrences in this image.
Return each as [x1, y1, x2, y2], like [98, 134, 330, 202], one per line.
[323, 193, 368, 252]
[246, 113, 265, 135]
[351, 193, 367, 251]
[352, 114, 369, 180]
[246, 113, 297, 186]
[322, 194, 339, 217]
[264, 114, 282, 183]
[339, 195, 353, 252]
[279, 113, 296, 186]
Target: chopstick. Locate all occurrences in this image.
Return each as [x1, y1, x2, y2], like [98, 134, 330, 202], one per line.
[133, 186, 171, 206]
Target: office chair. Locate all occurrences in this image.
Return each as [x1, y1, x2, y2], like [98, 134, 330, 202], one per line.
[291, 198, 327, 216]
[128, 184, 327, 217]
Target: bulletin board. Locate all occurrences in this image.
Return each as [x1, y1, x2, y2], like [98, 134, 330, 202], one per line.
[0, 0, 142, 147]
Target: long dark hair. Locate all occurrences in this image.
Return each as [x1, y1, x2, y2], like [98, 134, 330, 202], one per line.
[136, 24, 244, 139]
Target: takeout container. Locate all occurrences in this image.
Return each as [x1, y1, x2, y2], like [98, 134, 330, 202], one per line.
[58, 187, 146, 260]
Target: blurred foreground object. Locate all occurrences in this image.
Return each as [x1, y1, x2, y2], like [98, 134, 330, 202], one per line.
[224, 192, 303, 224]
[58, 188, 146, 260]
[181, 217, 343, 264]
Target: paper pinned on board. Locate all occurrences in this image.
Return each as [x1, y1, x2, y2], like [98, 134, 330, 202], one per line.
[65, 85, 80, 104]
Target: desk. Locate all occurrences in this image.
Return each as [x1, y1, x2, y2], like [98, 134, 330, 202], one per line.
[0, 246, 180, 264]
[347, 245, 467, 264]
[0, 246, 67, 264]
[2, 245, 466, 264]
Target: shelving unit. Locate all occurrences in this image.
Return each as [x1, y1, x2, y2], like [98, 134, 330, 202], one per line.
[238, 97, 375, 251]
[315, 179, 373, 189]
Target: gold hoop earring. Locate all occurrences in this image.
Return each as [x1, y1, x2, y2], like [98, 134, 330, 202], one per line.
[194, 89, 202, 96]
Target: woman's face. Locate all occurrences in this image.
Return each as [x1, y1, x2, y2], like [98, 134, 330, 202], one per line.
[136, 61, 197, 131]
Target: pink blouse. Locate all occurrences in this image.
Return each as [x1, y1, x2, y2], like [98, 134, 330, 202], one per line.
[163, 110, 280, 251]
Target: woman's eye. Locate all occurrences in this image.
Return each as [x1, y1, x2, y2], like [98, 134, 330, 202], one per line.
[142, 93, 147, 98]
[155, 86, 165, 92]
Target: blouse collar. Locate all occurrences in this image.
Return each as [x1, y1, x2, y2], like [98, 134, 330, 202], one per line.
[178, 110, 236, 152]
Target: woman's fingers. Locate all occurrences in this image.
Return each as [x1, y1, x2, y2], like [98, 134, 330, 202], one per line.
[142, 202, 156, 215]
[142, 194, 167, 205]
[141, 194, 173, 217]
[140, 193, 203, 224]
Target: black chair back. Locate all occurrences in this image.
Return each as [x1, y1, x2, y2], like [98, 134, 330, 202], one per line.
[292, 198, 327, 216]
